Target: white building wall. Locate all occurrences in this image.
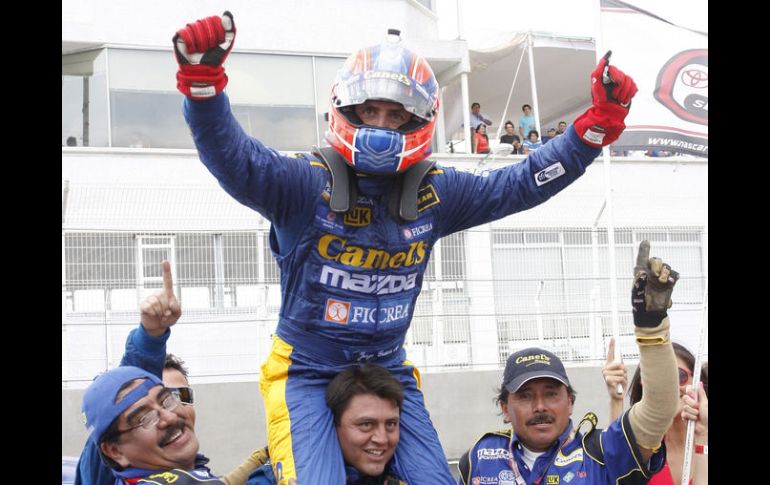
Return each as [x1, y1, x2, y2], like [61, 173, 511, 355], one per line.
[63, 0, 438, 54]
[62, 151, 707, 226]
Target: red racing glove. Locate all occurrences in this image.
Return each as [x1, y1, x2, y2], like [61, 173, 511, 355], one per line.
[573, 53, 638, 147]
[173, 11, 236, 100]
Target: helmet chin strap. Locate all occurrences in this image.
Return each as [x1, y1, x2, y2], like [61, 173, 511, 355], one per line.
[314, 146, 435, 223]
[315, 146, 357, 214]
[388, 158, 435, 222]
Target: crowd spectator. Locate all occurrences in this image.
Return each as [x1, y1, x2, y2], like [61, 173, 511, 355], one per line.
[522, 129, 543, 153]
[500, 120, 521, 150]
[518, 104, 536, 140]
[472, 123, 490, 154]
[541, 127, 557, 144]
[470, 102, 492, 128]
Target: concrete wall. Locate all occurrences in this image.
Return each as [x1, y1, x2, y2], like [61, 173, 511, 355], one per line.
[63, 363, 637, 473]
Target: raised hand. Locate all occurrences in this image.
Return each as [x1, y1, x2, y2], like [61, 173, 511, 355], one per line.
[594, 51, 637, 107]
[139, 260, 181, 337]
[173, 11, 236, 99]
[682, 383, 708, 438]
[573, 51, 639, 147]
[631, 240, 679, 327]
[603, 337, 628, 401]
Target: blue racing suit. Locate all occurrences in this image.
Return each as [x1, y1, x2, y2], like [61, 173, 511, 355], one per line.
[458, 413, 666, 485]
[184, 92, 601, 485]
[247, 462, 404, 485]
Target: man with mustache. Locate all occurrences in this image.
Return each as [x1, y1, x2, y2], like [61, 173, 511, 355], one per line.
[81, 366, 212, 484]
[77, 261, 267, 485]
[459, 241, 682, 484]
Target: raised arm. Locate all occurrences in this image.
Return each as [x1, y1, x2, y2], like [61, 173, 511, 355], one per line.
[173, 12, 322, 233]
[627, 241, 680, 463]
[120, 260, 181, 374]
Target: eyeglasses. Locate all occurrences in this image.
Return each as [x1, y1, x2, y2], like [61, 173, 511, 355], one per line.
[167, 386, 195, 405]
[678, 367, 692, 386]
[117, 391, 181, 434]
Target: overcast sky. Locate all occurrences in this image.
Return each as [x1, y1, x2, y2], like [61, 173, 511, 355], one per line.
[436, 0, 707, 49]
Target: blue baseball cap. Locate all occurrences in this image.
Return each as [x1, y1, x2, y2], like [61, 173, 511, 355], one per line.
[81, 366, 163, 446]
[503, 348, 570, 393]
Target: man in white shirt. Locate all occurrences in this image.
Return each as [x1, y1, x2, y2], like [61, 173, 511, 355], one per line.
[470, 102, 492, 129]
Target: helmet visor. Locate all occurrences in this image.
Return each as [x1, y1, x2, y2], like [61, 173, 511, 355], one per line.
[334, 72, 436, 121]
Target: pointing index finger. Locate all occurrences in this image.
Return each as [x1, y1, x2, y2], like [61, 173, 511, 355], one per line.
[606, 337, 615, 363]
[601, 50, 613, 84]
[634, 240, 650, 275]
[162, 260, 174, 294]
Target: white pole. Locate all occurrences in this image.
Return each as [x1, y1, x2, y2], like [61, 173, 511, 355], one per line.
[436, 89, 447, 152]
[526, 32, 542, 137]
[457, 0, 473, 154]
[593, 0, 622, 395]
[461, 72, 472, 153]
[680, 151, 709, 485]
[680, 282, 707, 485]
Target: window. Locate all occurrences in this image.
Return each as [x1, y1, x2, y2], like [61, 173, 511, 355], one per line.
[313, 57, 346, 145]
[492, 227, 705, 363]
[65, 232, 137, 288]
[174, 234, 213, 286]
[440, 232, 466, 280]
[62, 50, 109, 147]
[223, 233, 260, 284]
[64, 48, 348, 150]
[442, 287, 470, 344]
[108, 49, 191, 148]
[226, 53, 317, 151]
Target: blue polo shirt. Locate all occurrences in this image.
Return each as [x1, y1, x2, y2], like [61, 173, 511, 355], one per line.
[459, 412, 665, 485]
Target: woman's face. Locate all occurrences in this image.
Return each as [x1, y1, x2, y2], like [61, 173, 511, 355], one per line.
[676, 357, 693, 413]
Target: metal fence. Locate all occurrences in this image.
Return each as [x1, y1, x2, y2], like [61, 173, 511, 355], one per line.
[62, 161, 707, 386]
